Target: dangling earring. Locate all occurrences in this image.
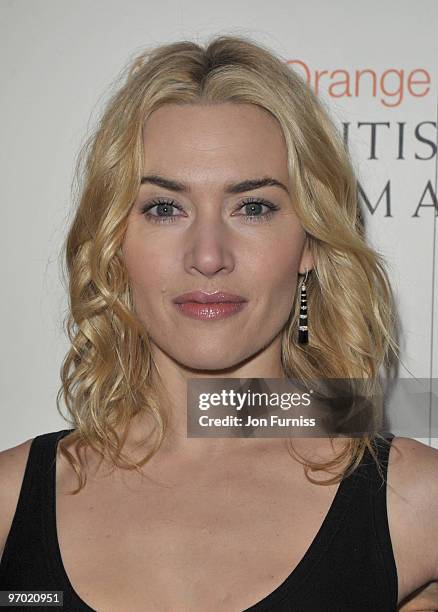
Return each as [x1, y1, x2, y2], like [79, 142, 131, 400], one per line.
[298, 268, 309, 344]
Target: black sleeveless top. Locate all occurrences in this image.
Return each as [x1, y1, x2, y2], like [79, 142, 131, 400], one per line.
[0, 429, 398, 611]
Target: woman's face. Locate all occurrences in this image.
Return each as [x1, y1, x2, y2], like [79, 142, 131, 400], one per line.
[122, 102, 313, 372]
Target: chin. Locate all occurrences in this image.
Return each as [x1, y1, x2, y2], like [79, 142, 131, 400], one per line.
[172, 349, 250, 374]
[180, 357, 244, 374]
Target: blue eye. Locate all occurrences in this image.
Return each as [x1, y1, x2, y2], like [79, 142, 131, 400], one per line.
[237, 197, 280, 223]
[140, 197, 184, 223]
[140, 196, 280, 224]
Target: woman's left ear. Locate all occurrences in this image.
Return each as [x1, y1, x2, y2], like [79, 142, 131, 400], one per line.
[299, 240, 314, 275]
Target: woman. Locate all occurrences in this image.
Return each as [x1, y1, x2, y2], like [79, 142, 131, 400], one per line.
[1, 35, 437, 611]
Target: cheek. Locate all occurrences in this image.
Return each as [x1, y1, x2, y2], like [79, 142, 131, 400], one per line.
[247, 240, 302, 331]
[122, 233, 174, 315]
[246, 234, 302, 298]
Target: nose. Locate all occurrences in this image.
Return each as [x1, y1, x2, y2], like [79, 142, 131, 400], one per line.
[183, 209, 235, 277]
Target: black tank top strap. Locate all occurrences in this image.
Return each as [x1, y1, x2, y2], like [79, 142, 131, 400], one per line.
[0, 429, 73, 589]
[367, 433, 398, 608]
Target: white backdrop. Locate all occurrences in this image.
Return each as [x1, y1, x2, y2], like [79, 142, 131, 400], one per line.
[1, 0, 437, 449]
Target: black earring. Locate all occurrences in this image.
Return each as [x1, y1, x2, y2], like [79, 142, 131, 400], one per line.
[298, 269, 309, 344]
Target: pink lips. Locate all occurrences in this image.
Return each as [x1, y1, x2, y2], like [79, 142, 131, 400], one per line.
[172, 291, 248, 320]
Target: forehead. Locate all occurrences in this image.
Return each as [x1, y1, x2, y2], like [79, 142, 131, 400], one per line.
[142, 103, 289, 182]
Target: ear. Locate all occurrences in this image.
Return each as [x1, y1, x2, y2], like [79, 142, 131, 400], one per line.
[298, 236, 314, 275]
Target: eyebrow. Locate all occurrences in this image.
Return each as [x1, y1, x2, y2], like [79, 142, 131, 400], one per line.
[140, 174, 289, 195]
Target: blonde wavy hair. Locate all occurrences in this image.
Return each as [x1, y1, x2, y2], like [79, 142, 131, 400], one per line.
[56, 34, 401, 494]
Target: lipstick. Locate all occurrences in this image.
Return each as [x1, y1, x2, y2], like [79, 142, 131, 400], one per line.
[172, 291, 248, 321]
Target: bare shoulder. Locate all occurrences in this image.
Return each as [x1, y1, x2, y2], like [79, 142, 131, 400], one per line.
[0, 438, 34, 561]
[388, 436, 438, 589]
[389, 436, 438, 497]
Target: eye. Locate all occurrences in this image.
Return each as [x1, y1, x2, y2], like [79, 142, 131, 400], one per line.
[235, 197, 281, 223]
[140, 197, 185, 224]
